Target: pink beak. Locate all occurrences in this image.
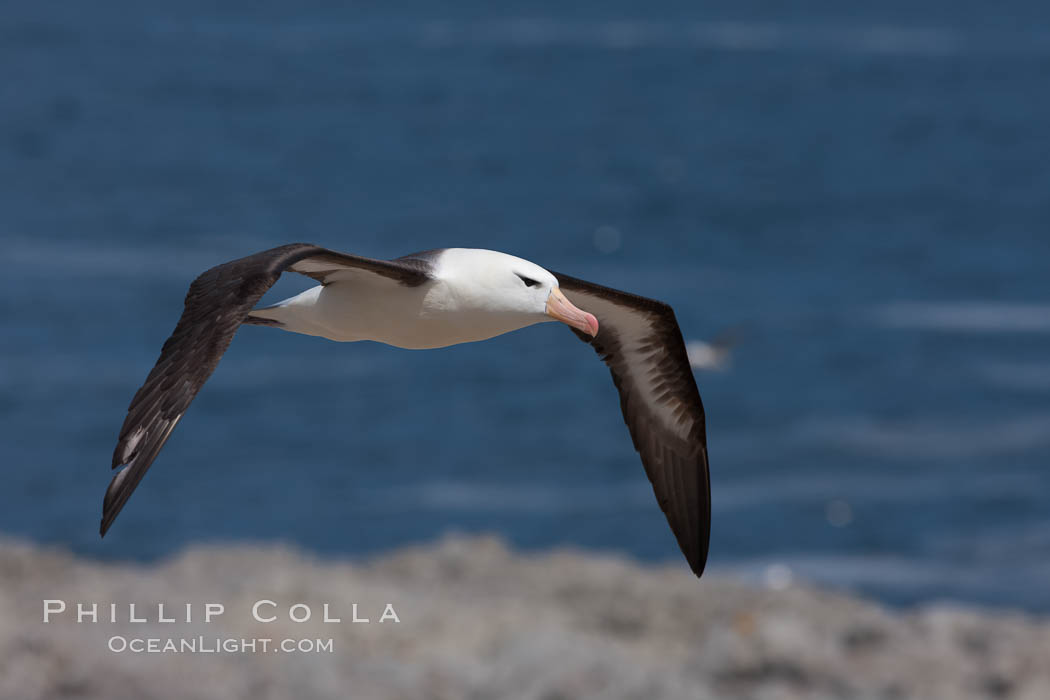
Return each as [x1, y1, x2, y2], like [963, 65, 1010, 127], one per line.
[546, 287, 599, 337]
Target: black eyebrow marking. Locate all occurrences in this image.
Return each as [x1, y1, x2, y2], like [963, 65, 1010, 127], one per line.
[516, 273, 541, 288]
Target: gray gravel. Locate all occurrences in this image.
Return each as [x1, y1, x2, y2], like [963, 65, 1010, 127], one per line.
[3, 535, 1047, 700]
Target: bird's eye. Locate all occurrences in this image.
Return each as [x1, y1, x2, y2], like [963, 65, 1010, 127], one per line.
[516, 273, 541, 288]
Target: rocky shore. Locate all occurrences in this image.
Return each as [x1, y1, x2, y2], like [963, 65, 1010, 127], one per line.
[1, 535, 1047, 699]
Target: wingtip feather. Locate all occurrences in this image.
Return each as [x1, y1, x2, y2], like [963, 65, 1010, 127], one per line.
[99, 465, 132, 537]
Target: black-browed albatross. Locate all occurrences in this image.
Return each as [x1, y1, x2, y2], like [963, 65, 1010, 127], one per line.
[102, 244, 711, 576]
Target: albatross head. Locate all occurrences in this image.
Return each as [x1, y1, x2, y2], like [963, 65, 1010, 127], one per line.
[436, 249, 599, 337]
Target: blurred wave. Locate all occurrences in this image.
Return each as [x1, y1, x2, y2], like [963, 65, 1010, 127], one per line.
[724, 553, 1050, 603]
[875, 302, 1050, 333]
[131, 18, 1050, 57]
[977, 361, 1050, 391]
[794, 414, 1050, 459]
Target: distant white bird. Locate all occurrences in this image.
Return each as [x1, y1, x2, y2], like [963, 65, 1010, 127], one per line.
[101, 244, 711, 577]
[686, 328, 742, 371]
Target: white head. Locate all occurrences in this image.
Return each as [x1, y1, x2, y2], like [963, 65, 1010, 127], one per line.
[432, 249, 599, 337]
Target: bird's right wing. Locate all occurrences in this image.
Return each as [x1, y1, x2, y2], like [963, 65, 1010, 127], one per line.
[553, 272, 711, 577]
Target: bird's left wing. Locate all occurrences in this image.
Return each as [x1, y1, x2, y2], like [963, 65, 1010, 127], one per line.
[553, 272, 711, 577]
[102, 243, 429, 536]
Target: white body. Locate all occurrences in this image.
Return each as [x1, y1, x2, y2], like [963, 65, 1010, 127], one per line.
[251, 249, 559, 349]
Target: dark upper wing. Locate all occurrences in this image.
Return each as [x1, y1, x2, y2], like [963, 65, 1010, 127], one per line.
[553, 272, 710, 577]
[101, 243, 430, 536]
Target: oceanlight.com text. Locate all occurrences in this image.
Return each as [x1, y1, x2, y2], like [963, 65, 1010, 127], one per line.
[107, 635, 335, 654]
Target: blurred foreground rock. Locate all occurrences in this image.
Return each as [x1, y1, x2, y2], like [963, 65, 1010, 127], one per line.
[0, 535, 1047, 700]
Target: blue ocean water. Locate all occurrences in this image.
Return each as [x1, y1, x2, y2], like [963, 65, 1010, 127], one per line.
[2, 1, 1049, 610]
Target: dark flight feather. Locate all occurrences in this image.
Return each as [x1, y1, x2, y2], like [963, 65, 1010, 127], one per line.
[101, 244, 430, 536]
[554, 272, 711, 577]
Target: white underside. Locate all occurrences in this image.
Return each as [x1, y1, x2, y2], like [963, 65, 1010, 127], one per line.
[250, 271, 551, 349]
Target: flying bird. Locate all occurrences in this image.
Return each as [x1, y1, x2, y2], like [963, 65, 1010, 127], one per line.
[102, 244, 711, 576]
